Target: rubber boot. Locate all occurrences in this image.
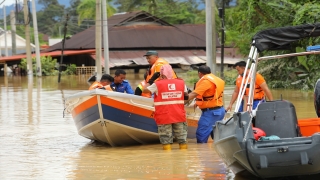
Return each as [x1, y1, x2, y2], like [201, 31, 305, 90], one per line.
[179, 143, 188, 149]
[163, 144, 171, 150]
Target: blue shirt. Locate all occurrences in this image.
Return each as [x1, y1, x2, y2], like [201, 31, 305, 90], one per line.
[110, 80, 134, 94]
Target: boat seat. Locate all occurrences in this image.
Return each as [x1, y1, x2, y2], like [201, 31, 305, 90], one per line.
[255, 100, 301, 138]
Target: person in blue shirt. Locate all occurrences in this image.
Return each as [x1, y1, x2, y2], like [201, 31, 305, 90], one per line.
[110, 69, 134, 94]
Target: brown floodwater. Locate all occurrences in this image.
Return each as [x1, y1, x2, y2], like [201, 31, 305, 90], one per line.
[0, 74, 318, 180]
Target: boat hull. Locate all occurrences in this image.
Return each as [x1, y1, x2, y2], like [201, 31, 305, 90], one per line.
[214, 101, 320, 178]
[65, 89, 200, 146]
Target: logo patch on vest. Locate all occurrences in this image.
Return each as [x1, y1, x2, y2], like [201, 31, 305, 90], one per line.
[161, 91, 182, 99]
[168, 84, 176, 90]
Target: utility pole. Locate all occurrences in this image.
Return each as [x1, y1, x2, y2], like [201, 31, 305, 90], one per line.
[95, 0, 102, 80]
[205, 0, 217, 74]
[31, 0, 42, 77]
[3, 6, 8, 56]
[24, 0, 33, 76]
[10, 10, 17, 55]
[219, 1, 225, 79]
[102, 0, 110, 74]
[58, 14, 69, 83]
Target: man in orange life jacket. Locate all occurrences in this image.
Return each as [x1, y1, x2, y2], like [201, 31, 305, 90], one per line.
[139, 50, 177, 97]
[225, 61, 273, 112]
[188, 65, 225, 143]
[89, 74, 114, 90]
[143, 64, 188, 150]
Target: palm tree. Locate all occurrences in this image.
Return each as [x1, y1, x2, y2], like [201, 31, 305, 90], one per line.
[77, 0, 116, 25]
[126, 0, 175, 14]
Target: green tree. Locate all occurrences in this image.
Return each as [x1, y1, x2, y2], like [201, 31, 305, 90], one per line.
[114, 0, 205, 25]
[225, 0, 320, 90]
[66, 0, 83, 35]
[77, 0, 116, 25]
[19, 56, 58, 76]
[37, 0, 65, 36]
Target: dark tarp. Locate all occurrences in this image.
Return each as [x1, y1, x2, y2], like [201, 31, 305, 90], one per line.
[252, 23, 320, 52]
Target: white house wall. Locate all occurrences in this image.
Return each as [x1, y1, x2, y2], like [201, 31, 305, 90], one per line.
[0, 30, 35, 56]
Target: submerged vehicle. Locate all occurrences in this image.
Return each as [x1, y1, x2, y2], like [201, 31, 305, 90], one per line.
[213, 23, 320, 178]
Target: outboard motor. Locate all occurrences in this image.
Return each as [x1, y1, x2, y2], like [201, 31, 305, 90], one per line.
[315, 79, 320, 117]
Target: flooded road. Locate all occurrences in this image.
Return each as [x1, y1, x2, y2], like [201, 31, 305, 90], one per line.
[0, 74, 318, 180]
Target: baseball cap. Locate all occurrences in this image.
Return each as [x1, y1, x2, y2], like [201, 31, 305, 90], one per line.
[143, 50, 158, 56]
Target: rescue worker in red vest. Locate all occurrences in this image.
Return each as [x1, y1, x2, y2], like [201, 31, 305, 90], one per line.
[142, 50, 177, 97]
[143, 64, 188, 150]
[188, 65, 225, 143]
[225, 61, 273, 112]
[89, 74, 114, 91]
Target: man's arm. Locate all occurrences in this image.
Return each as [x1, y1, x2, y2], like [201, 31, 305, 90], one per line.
[144, 72, 161, 90]
[188, 91, 198, 100]
[143, 83, 157, 94]
[142, 84, 151, 93]
[260, 82, 273, 101]
[225, 86, 240, 112]
[125, 82, 134, 94]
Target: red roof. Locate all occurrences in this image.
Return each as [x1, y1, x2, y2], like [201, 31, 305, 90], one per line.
[0, 49, 96, 62]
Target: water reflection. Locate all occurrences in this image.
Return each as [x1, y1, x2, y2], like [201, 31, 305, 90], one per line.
[28, 77, 33, 124]
[0, 74, 318, 180]
[70, 141, 226, 180]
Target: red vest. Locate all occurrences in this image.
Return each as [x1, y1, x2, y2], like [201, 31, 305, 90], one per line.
[154, 79, 186, 125]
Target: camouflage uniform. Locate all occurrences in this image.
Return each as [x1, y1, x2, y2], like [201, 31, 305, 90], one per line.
[158, 122, 188, 144]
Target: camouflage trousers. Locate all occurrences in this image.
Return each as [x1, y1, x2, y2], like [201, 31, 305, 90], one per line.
[157, 122, 188, 144]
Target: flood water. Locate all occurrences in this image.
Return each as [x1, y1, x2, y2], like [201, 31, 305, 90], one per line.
[0, 74, 318, 180]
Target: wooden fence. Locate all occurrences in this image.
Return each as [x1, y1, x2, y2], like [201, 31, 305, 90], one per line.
[76, 66, 105, 75]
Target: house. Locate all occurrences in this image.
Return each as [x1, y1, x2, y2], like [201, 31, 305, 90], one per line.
[0, 28, 36, 56]
[0, 11, 244, 74]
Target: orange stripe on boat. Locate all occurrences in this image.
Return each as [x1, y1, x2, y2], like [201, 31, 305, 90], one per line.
[100, 96, 154, 118]
[72, 96, 98, 117]
[187, 118, 198, 127]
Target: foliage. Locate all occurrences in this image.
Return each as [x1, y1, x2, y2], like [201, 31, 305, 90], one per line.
[225, 0, 320, 90]
[37, 0, 65, 36]
[77, 0, 116, 25]
[186, 68, 237, 86]
[19, 56, 58, 76]
[114, 0, 209, 25]
[63, 64, 77, 75]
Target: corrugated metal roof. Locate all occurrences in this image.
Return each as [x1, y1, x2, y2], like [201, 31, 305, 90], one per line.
[0, 48, 244, 66]
[46, 25, 207, 51]
[92, 50, 211, 67]
[44, 11, 217, 52]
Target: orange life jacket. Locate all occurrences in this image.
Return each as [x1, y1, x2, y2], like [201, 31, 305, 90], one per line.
[89, 82, 113, 91]
[104, 85, 114, 91]
[195, 74, 225, 109]
[89, 81, 103, 90]
[145, 58, 177, 83]
[153, 79, 186, 125]
[236, 74, 265, 100]
[137, 80, 152, 98]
